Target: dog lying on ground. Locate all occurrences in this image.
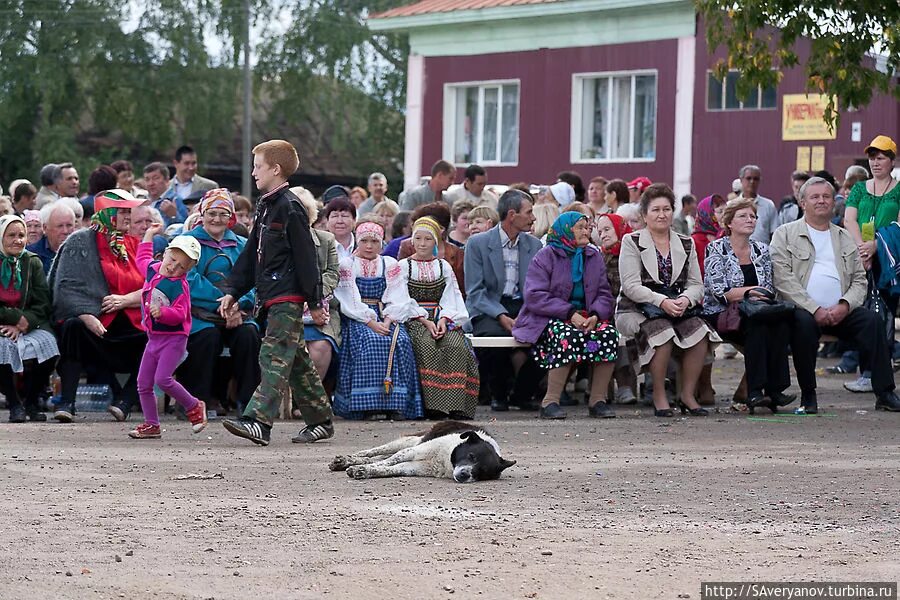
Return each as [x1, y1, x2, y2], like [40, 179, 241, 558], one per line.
[329, 421, 516, 483]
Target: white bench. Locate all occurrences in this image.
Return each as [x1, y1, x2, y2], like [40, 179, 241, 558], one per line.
[465, 335, 529, 349]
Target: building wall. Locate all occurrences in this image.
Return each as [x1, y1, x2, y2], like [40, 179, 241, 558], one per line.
[420, 39, 680, 187]
[691, 28, 900, 202]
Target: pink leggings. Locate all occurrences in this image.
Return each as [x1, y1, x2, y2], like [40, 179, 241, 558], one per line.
[137, 335, 198, 426]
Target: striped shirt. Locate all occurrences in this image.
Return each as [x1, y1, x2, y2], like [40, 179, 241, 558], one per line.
[499, 226, 520, 298]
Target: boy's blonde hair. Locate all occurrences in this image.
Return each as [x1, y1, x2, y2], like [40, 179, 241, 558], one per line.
[252, 139, 300, 177]
[467, 205, 499, 225]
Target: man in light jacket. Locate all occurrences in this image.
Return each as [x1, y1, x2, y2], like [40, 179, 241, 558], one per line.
[771, 176, 900, 414]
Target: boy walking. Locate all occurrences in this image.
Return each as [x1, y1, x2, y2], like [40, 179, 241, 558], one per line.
[219, 140, 334, 445]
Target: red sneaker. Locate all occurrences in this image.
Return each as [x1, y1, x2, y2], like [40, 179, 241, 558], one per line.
[129, 422, 161, 439]
[186, 400, 208, 433]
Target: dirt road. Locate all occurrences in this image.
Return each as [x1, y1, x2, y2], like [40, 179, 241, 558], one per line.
[1, 360, 898, 599]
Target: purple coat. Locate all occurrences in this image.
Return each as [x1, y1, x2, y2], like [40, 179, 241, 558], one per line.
[512, 245, 615, 344]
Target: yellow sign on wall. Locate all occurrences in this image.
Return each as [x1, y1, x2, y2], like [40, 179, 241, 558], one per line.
[782, 94, 837, 141]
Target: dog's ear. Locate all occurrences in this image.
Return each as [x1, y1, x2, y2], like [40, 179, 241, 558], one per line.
[499, 458, 516, 472]
[460, 431, 482, 442]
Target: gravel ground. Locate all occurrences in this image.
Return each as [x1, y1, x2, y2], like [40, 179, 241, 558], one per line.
[1, 356, 898, 599]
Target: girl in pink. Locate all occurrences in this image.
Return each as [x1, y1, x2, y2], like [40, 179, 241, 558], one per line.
[129, 224, 207, 439]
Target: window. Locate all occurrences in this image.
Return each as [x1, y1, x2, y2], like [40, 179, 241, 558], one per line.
[445, 81, 519, 165]
[572, 71, 657, 162]
[707, 71, 777, 111]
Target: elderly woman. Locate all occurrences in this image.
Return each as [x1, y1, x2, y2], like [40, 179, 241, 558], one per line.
[372, 199, 400, 242]
[514, 212, 620, 419]
[691, 194, 726, 278]
[702, 199, 795, 412]
[177, 188, 261, 414]
[290, 187, 342, 390]
[400, 216, 478, 420]
[616, 184, 720, 417]
[333, 221, 424, 420]
[23, 210, 42, 245]
[0, 215, 59, 422]
[49, 189, 148, 422]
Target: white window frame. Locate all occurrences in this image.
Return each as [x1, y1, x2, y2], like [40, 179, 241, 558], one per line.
[705, 70, 778, 112]
[570, 69, 658, 165]
[442, 79, 520, 167]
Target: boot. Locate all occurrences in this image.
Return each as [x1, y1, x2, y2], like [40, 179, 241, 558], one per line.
[24, 397, 47, 422]
[8, 398, 26, 423]
[696, 363, 716, 406]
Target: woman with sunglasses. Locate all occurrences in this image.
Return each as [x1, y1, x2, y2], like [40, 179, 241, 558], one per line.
[177, 188, 261, 415]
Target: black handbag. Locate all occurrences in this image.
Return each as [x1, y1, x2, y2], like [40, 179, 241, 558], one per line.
[738, 287, 794, 322]
[638, 286, 701, 321]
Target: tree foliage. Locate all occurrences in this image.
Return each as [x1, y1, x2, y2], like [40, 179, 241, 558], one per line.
[0, 0, 407, 187]
[696, 0, 900, 125]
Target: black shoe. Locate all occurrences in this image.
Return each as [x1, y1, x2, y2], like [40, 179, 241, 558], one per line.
[8, 404, 26, 423]
[54, 404, 75, 423]
[516, 400, 541, 411]
[799, 392, 818, 415]
[539, 402, 567, 419]
[747, 394, 775, 415]
[875, 391, 900, 412]
[677, 401, 709, 416]
[490, 398, 509, 412]
[223, 418, 271, 446]
[26, 409, 47, 422]
[588, 402, 616, 419]
[654, 408, 674, 417]
[770, 391, 797, 408]
[107, 402, 129, 422]
[292, 421, 334, 443]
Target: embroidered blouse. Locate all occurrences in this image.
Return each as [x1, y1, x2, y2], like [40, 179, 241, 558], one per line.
[334, 256, 422, 324]
[398, 257, 469, 325]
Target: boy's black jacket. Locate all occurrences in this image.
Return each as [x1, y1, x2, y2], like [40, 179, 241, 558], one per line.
[225, 185, 322, 306]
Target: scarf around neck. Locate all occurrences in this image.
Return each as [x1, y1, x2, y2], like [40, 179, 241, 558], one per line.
[0, 214, 26, 289]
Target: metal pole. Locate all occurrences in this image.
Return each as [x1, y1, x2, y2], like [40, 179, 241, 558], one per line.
[241, 0, 252, 198]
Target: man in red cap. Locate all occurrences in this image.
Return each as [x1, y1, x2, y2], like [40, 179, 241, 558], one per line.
[627, 177, 652, 203]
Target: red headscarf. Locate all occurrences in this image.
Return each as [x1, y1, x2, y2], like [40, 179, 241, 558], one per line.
[598, 213, 632, 257]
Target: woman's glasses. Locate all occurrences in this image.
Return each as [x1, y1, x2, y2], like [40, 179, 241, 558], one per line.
[205, 210, 232, 221]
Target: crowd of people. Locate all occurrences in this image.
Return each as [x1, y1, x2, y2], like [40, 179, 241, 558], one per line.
[1, 134, 899, 443]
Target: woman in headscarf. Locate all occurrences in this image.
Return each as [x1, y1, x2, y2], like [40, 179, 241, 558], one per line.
[22, 210, 43, 245]
[399, 216, 478, 420]
[691, 194, 726, 278]
[0, 215, 59, 422]
[513, 212, 620, 420]
[333, 221, 424, 420]
[595, 212, 637, 404]
[178, 188, 261, 415]
[49, 189, 147, 422]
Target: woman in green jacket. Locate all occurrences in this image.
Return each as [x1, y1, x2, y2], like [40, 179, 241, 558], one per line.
[0, 215, 59, 422]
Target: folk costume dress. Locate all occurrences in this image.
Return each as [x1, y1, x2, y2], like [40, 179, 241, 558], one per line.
[333, 226, 424, 420]
[399, 217, 479, 419]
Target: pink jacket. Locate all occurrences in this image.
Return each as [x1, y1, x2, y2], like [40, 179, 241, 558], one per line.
[137, 242, 192, 336]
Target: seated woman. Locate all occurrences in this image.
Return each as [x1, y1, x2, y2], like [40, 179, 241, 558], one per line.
[333, 221, 423, 420]
[702, 198, 795, 412]
[178, 189, 261, 414]
[0, 215, 59, 422]
[50, 189, 148, 422]
[292, 188, 341, 392]
[399, 216, 479, 420]
[513, 212, 620, 419]
[691, 194, 726, 278]
[595, 213, 636, 404]
[616, 184, 720, 417]
[398, 202, 465, 294]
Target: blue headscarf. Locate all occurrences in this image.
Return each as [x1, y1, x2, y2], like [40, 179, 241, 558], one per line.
[546, 212, 589, 286]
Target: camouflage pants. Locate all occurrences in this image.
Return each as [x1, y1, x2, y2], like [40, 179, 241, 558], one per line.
[244, 302, 333, 427]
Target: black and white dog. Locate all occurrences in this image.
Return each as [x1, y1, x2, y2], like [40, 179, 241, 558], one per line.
[329, 421, 516, 483]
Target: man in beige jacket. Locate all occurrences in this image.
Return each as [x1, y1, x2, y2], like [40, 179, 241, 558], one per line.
[771, 176, 900, 414]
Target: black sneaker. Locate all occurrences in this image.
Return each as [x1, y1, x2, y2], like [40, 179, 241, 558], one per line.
[292, 421, 335, 443]
[588, 402, 616, 419]
[223, 418, 271, 446]
[54, 404, 75, 423]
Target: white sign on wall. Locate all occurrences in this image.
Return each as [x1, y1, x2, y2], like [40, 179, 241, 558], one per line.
[851, 122, 862, 143]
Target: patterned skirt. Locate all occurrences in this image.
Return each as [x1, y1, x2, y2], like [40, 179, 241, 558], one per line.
[407, 322, 479, 418]
[0, 330, 59, 373]
[630, 315, 720, 373]
[333, 320, 423, 420]
[533, 319, 619, 369]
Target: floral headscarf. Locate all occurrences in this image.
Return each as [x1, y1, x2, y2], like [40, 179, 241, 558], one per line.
[199, 188, 237, 229]
[546, 212, 589, 285]
[91, 208, 130, 262]
[0, 215, 26, 289]
[597, 213, 632, 257]
[693, 194, 725, 238]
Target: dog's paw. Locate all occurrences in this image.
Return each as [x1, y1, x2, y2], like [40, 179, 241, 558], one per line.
[329, 456, 350, 471]
[346, 465, 371, 480]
